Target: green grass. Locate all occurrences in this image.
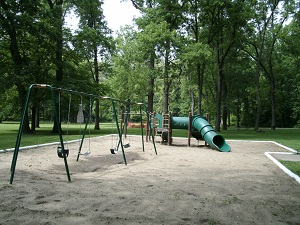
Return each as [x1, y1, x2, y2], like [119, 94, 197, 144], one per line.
[280, 161, 300, 176]
[1, 122, 300, 151]
[173, 127, 300, 152]
[1, 121, 299, 177]
[0, 122, 121, 150]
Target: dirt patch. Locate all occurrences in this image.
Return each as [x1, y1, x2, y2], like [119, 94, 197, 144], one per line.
[0, 137, 299, 225]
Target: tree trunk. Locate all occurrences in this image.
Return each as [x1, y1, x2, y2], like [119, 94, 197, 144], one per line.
[51, 0, 64, 133]
[254, 65, 261, 131]
[269, 77, 276, 130]
[190, 92, 195, 115]
[236, 99, 241, 128]
[94, 99, 100, 130]
[147, 50, 155, 113]
[31, 105, 36, 132]
[215, 63, 223, 132]
[1, 3, 32, 133]
[197, 63, 203, 115]
[94, 47, 100, 130]
[55, 4, 63, 82]
[35, 103, 40, 128]
[163, 40, 170, 114]
[222, 80, 228, 130]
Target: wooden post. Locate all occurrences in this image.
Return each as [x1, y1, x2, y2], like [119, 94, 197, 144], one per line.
[205, 113, 209, 146]
[124, 112, 128, 138]
[152, 112, 156, 141]
[168, 112, 172, 145]
[146, 112, 150, 142]
[188, 112, 192, 147]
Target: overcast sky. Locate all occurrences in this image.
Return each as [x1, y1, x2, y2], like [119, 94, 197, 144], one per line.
[102, 0, 141, 32]
[66, 0, 140, 34]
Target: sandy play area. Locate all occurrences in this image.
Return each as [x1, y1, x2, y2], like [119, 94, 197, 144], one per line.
[0, 136, 300, 225]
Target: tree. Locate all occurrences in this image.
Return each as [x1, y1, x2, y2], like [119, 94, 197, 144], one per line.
[107, 26, 150, 102]
[182, 0, 207, 115]
[199, 0, 251, 131]
[0, 0, 52, 133]
[73, 0, 113, 130]
[279, 19, 300, 126]
[241, 0, 295, 130]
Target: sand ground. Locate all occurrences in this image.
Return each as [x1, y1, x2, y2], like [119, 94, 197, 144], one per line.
[0, 136, 300, 225]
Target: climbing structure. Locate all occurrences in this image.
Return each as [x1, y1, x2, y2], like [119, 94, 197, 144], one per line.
[149, 112, 231, 152]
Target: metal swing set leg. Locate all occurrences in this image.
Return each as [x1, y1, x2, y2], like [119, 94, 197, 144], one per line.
[110, 109, 130, 154]
[76, 96, 94, 161]
[10, 84, 71, 184]
[106, 99, 127, 165]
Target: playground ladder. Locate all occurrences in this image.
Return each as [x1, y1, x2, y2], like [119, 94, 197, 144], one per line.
[162, 113, 170, 129]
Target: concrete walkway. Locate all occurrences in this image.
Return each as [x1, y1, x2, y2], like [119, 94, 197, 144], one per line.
[270, 152, 300, 162]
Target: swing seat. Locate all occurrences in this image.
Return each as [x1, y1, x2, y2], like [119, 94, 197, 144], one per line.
[110, 147, 118, 154]
[57, 146, 69, 158]
[123, 143, 130, 148]
[81, 150, 91, 156]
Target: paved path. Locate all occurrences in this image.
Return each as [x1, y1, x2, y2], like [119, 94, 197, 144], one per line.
[270, 152, 300, 161]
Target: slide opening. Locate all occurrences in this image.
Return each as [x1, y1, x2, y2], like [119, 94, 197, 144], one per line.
[212, 135, 225, 148]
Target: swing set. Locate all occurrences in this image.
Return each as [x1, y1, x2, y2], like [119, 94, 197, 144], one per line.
[109, 102, 132, 155]
[9, 84, 157, 184]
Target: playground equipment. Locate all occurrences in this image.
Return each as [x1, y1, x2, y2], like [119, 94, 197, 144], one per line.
[10, 84, 157, 184]
[109, 109, 131, 154]
[149, 112, 230, 152]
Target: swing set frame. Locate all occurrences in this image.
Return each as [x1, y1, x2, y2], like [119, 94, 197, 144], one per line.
[10, 84, 157, 184]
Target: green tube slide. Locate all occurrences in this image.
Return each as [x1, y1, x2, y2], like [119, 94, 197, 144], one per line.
[170, 115, 231, 152]
[191, 115, 230, 152]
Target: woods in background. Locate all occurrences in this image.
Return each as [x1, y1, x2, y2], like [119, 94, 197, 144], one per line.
[0, 0, 299, 131]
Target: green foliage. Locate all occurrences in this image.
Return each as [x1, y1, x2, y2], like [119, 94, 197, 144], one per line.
[280, 161, 300, 177]
[0, 86, 19, 120]
[0, 0, 300, 132]
[105, 26, 150, 102]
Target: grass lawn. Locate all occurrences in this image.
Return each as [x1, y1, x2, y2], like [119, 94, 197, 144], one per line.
[173, 127, 300, 152]
[1, 121, 299, 176]
[280, 161, 300, 176]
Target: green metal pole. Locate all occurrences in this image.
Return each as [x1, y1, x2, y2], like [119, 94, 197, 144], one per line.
[145, 106, 157, 155]
[116, 110, 127, 150]
[111, 100, 127, 165]
[139, 104, 145, 152]
[50, 87, 71, 182]
[10, 84, 35, 184]
[77, 96, 95, 161]
[125, 99, 130, 139]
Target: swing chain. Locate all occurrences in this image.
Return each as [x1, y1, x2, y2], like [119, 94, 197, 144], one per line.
[57, 92, 71, 158]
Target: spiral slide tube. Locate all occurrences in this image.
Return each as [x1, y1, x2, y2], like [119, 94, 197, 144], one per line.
[171, 115, 231, 152]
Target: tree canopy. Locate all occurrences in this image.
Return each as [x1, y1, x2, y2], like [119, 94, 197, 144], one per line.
[0, 0, 299, 131]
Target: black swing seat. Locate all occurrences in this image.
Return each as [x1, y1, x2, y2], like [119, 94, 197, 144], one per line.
[123, 143, 130, 148]
[110, 147, 118, 154]
[57, 146, 69, 158]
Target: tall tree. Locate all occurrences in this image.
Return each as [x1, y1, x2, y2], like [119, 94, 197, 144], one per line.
[0, 0, 51, 133]
[73, 0, 113, 130]
[242, 0, 295, 130]
[131, 0, 184, 113]
[130, 0, 161, 113]
[47, 0, 65, 133]
[200, 0, 250, 131]
[107, 26, 150, 102]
